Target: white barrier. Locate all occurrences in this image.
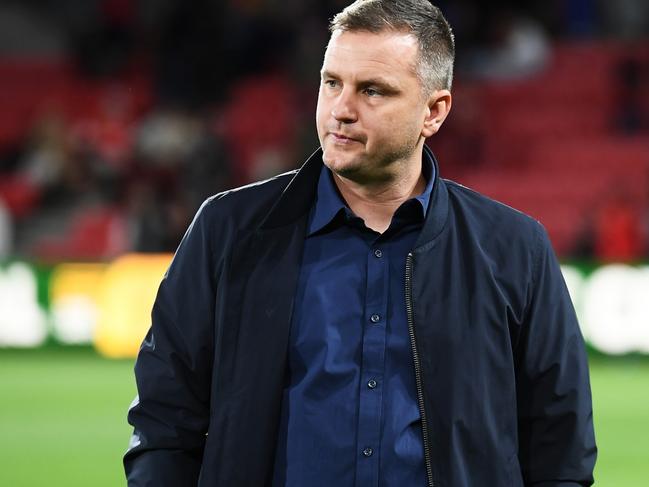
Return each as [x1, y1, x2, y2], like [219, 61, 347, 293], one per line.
[0, 259, 647, 356]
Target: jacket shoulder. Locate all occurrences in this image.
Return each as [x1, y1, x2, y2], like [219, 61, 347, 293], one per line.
[442, 178, 549, 272]
[196, 170, 298, 231]
[441, 178, 555, 320]
[443, 178, 544, 241]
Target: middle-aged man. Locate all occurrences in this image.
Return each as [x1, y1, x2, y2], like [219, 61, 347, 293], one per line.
[124, 1, 597, 485]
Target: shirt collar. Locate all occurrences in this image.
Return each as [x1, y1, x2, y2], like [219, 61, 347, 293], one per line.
[307, 147, 436, 236]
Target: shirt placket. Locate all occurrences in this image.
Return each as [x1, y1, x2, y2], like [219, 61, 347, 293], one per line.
[355, 240, 389, 487]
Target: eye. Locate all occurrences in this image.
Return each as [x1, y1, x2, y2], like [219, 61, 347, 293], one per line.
[363, 87, 381, 97]
[323, 79, 339, 88]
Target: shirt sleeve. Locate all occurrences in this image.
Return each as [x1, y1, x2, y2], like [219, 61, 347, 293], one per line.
[515, 224, 597, 486]
[123, 199, 218, 486]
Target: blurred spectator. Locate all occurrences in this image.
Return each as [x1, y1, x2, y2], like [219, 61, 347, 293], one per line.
[128, 108, 233, 251]
[134, 109, 198, 169]
[9, 109, 125, 259]
[20, 113, 114, 210]
[592, 188, 645, 262]
[18, 113, 70, 201]
[459, 12, 551, 80]
[179, 115, 234, 211]
[70, 84, 136, 172]
[124, 181, 168, 253]
[0, 113, 69, 223]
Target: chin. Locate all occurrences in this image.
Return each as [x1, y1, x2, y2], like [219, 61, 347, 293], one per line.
[322, 152, 360, 175]
[322, 140, 358, 164]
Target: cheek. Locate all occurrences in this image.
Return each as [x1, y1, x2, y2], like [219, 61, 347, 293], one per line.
[315, 98, 328, 135]
[365, 113, 396, 140]
[393, 108, 424, 137]
[367, 111, 420, 148]
[315, 89, 329, 118]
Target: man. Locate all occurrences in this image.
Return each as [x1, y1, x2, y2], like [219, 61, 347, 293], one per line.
[124, 1, 597, 486]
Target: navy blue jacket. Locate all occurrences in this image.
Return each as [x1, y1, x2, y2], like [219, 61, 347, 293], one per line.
[124, 146, 597, 486]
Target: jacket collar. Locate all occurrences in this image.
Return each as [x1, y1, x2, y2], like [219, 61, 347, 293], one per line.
[259, 145, 449, 246]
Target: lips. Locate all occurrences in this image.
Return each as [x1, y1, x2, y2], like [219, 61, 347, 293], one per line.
[330, 132, 362, 143]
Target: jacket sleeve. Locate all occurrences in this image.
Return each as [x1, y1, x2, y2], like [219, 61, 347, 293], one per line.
[124, 199, 219, 486]
[515, 224, 597, 486]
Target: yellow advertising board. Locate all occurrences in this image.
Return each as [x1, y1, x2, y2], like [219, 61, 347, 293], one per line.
[94, 254, 171, 358]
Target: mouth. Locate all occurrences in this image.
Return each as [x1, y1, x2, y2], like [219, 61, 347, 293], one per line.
[329, 132, 362, 144]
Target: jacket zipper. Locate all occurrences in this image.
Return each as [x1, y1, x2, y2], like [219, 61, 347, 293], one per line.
[405, 252, 435, 487]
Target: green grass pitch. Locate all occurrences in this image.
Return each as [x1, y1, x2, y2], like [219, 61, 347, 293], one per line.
[0, 348, 647, 486]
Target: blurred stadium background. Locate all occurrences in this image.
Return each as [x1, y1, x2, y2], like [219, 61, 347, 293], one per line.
[0, 0, 648, 485]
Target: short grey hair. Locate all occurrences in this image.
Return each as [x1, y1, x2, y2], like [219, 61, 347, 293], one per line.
[329, 0, 455, 93]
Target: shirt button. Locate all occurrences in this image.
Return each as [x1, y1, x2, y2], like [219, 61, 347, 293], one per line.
[370, 314, 380, 323]
[367, 379, 377, 389]
[374, 249, 383, 258]
[362, 447, 373, 457]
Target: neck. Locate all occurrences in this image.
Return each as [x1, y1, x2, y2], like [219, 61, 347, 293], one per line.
[331, 151, 426, 234]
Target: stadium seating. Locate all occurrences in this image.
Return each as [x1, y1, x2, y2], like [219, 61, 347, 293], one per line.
[444, 42, 649, 256]
[1, 41, 648, 257]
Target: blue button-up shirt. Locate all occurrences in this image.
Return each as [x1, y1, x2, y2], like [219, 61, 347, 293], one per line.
[272, 153, 434, 487]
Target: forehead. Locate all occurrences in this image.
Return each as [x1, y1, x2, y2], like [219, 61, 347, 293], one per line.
[323, 29, 420, 82]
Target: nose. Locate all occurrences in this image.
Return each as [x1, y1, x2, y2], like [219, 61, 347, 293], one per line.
[331, 88, 358, 124]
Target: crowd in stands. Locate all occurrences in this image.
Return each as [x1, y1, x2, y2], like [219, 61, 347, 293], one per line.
[0, 0, 648, 262]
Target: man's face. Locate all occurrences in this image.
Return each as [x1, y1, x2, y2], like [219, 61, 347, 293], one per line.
[316, 29, 431, 183]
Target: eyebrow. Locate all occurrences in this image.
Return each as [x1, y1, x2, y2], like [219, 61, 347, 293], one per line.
[320, 70, 401, 93]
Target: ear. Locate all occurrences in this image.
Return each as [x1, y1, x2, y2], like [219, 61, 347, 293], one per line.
[421, 89, 452, 138]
